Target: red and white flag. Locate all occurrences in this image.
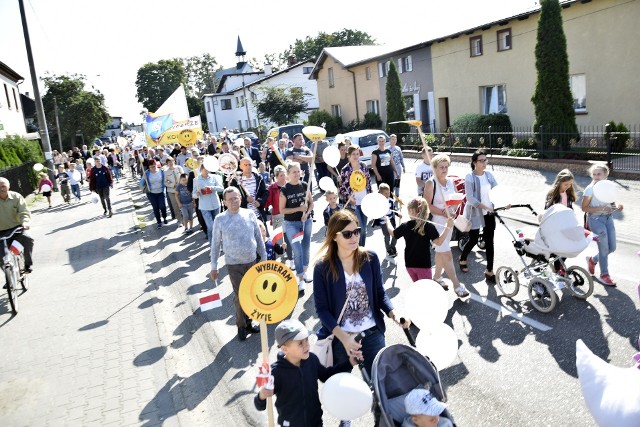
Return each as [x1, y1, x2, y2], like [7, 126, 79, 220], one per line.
[291, 231, 304, 244]
[445, 193, 465, 206]
[9, 241, 24, 255]
[199, 290, 222, 312]
[271, 231, 284, 245]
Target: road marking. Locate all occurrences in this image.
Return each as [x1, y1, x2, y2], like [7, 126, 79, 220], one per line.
[469, 292, 553, 332]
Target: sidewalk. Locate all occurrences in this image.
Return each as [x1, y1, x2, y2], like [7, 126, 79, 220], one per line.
[0, 178, 180, 426]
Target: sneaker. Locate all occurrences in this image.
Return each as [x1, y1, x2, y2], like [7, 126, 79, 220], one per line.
[163, 218, 168, 225]
[298, 280, 305, 296]
[455, 284, 470, 298]
[107, 211, 113, 218]
[288, 260, 296, 271]
[599, 274, 617, 286]
[303, 271, 313, 283]
[586, 256, 596, 275]
[237, 327, 247, 341]
[245, 322, 260, 334]
[186, 228, 193, 234]
[433, 277, 449, 291]
[157, 223, 162, 229]
[103, 210, 108, 216]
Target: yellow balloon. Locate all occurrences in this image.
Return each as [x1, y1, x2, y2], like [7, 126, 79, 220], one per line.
[302, 126, 327, 143]
[350, 170, 367, 193]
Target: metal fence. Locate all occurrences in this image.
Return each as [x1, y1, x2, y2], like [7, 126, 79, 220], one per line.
[0, 163, 38, 197]
[397, 124, 640, 171]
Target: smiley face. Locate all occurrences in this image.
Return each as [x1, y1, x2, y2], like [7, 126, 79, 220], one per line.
[251, 272, 287, 311]
[179, 129, 194, 145]
[350, 170, 366, 192]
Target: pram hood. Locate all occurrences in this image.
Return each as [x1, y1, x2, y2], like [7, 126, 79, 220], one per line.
[527, 204, 591, 258]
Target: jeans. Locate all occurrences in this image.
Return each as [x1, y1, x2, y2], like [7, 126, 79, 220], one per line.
[96, 187, 112, 212]
[201, 208, 220, 244]
[588, 214, 616, 275]
[228, 260, 257, 328]
[70, 184, 81, 200]
[284, 218, 313, 275]
[166, 189, 178, 220]
[147, 192, 167, 224]
[354, 205, 368, 246]
[112, 165, 121, 181]
[332, 328, 385, 378]
[460, 213, 496, 272]
[380, 218, 397, 252]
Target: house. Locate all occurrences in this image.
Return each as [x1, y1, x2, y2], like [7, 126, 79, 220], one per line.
[20, 92, 36, 132]
[0, 61, 27, 138]
[203, 38, 320, 134]
[102, 116, 123, 139]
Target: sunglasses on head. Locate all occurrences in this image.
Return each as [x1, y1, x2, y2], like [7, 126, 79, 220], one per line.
[338, 227, 362, 239]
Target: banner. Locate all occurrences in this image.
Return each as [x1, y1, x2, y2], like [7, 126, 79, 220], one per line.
[155, 116, 203, 147]
[144, 84, 191, 144]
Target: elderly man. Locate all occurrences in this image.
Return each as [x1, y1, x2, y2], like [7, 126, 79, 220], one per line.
[210, 187, 266, 341]
[241, 137, 261, 167]
[0, 177, 34, 273]
[207, 136, 218, 156]
[229, 157, 268, 221]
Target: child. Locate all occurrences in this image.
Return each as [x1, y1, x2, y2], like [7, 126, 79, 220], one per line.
[258, 221, 286, 261]
[322, 189, 342, 227]
[403, 389, 453, 427]
[258, 162, 270, 184]
[393, 197, 453, 284]
[75, 159, 85, 186]
[375, 183, 400, 257]
[55, 165, 71, 203]
[415, 147, 434, 197]
[175, 173, 194, 233]
[254, 319, 358, 427]
[37, 173, 54, 208]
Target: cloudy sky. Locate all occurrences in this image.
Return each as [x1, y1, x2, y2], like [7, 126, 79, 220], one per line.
[1, 0, 538, 123]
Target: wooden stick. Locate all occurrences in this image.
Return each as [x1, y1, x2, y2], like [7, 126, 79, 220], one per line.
[260, 319, 275, 427]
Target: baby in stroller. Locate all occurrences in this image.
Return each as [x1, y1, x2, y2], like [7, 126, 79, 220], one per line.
[402, 389, 453, 427]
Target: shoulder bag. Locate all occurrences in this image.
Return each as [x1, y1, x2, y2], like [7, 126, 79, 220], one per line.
[437, 178, 471, 232]
[311, 294, 350, 367]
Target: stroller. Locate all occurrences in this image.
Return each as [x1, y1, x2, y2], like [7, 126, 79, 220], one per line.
[493, 204, 595, 313]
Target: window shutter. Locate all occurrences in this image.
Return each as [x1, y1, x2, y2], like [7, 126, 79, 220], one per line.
[397, 58, 403, 73]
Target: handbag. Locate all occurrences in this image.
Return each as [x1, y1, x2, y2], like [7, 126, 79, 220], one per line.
[454, 203, 472, 232]
[311, 294, 350, 367]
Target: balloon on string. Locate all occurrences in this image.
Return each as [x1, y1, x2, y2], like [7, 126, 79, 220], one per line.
[90, 193, 100, 204]
[323, 145, 340, 168]
[203, 156, 219, 172]
[319, 177, 337, 192]
[334, 134, 345, 145]
[360, 192, 389, 220]
[86, 158, 95, 166]
[415, 323, 459, 371]
[489, 185, 510, 209]
[403, 280, 449, 329]
[72, 170, 81, 181]
[33, 163, 44, 172]
[321, 373, 372, 420]
[593, 180, 619, 204]
[41, 184, 51, 192]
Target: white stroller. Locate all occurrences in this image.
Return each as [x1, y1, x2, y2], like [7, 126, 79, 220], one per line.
[494, 204, 595, 313]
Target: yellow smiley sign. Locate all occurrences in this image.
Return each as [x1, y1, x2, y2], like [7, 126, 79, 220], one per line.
[349, 170, 367, 193]
[179, 129, 195, 146]
[239, 261, 298, 324]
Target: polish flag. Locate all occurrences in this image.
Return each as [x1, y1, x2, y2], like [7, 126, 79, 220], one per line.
[291, 231, 304, 244]
[199, 290, 222, 312]
[271, 231, 284, 245]
[446, 193, 465, 206]
[9, 241, 24, 255]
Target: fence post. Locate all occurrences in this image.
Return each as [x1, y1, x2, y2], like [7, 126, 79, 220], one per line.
[605, 123, 613, 171]
[488, 126, 492, 157]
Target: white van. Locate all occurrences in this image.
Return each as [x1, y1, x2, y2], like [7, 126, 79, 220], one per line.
[341, 129, 390, 167]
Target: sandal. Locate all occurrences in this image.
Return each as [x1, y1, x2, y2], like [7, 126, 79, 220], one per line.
[433, 277, 449, 291]
[458, 258, 469, 273]
[484, 272, 496, 284]
[455, 284, 470, 299]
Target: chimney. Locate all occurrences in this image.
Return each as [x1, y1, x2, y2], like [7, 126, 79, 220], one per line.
[264, 64, 273, 76]
[287, 55, 296, 67]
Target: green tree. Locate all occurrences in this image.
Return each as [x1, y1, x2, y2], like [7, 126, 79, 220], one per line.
[182, 53, 221, 97]
[253, 86, 309, 126]
[187, 95, 208, 132]
[41, 74, 110, 150]
[135, 59, 186, 112]
[531, 0, 579, 153]
[306, 110, 342, 135]
[268, 29, 375, 64]
[385, 61, 408, 137]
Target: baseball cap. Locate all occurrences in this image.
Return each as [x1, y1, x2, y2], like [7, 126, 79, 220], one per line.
[275, 319, 310, 346]
[404, 389, 447, 417]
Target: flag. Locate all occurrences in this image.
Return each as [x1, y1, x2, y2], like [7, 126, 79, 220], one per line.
[291, 231, 304, 244]
[157, 116, 203, 147]
[271, 231, 284, 245]
[199, 290, 222, 312]
[445, 193, 465, 206]
[9, 241, 23, 255]
[145, 113, 173, 142]
[154, 84, 189, 122]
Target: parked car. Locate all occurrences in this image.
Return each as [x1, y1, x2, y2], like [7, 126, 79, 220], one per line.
[341, 129, 390, 167]
[267, 124, 312, 147]
[236, 131, 260, 148]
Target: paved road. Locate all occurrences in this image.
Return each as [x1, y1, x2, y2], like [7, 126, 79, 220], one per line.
[1, 160, 637, 426]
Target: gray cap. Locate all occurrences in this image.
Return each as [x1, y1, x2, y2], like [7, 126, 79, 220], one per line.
[404, 389, 447, 417]
[275, 319, 310, 346]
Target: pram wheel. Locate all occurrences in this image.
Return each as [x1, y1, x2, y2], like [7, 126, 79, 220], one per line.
[477, 234, 486, 250]
[564, 266, 594, 299]
[458, 234, 469, 253]
[496, 266, 520, 297]
[528, 277, 558, 313]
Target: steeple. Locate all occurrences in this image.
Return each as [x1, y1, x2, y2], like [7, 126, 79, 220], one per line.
[235, 36, 247, 70]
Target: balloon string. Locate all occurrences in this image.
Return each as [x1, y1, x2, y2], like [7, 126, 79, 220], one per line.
[390, 210, 447, 228]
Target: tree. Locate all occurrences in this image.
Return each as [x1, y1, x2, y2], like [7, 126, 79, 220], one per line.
[41, 74, 110, 150]
[306, 110, 342, 136]
[135, 59, 186, 112]
[253, 86, 309, 126]
[531, 0, 579, 153]
[187, 95, 208, 132]
[385, 61, 408, 137]
[182, 53, 221, 97]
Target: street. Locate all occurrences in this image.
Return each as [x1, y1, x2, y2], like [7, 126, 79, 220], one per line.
[0, 158, 638, 427]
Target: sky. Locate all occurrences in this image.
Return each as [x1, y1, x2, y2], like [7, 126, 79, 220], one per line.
[1, 0, 538, 124]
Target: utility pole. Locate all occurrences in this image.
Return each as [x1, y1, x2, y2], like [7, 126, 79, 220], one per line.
[18, 0, 57, 189]
[53, 97, 63, 153]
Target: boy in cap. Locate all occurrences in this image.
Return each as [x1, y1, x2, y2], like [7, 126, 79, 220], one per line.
[403, 389, 452, 427]
[254, 319, 360, 427]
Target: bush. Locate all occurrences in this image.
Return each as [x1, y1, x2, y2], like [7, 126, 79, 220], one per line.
[306, 110, 342, 136]
[452, 113, 513, 148]
[0, 135, 45, 169]
[506, 148, 531, 157]
[362, 112, 382, 129]
[604, 121, 630, 153]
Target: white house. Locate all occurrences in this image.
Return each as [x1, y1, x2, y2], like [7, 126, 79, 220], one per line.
[0, 61, 27, 139]
[102, 116, 123, 139]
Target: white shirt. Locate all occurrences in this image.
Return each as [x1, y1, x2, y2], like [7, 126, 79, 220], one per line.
[340, 271, 376, 333]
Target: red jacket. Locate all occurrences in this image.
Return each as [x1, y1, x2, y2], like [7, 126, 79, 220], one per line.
[265, 181, 282, 215]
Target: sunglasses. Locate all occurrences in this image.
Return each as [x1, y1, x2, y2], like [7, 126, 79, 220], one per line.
[338, 227, 362, 239]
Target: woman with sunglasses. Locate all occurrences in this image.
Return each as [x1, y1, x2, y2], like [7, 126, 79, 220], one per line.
[458, 150, 499, 282]
[313, 209, 408, 380]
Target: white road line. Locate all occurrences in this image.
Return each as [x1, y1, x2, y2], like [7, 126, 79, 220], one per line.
[469, 292, 553, 332]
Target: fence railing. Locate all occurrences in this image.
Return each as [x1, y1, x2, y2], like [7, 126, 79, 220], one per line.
[0, 163, 38, 197]
[396, 124, 640, 171]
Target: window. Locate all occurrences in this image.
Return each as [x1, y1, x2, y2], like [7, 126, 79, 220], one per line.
[398, 56, 413, 73]
[366, 100, 379, 115]
[328, 68, 335, 88]
[570, 74, 587, 112]
[365, 67, 371, 80]
[481, 85, 507, 114]
[331, 104, 341, 118]
[206, 101, 211, 112]
[12, 88, 19, 112]
[221, 99, 232, 110]
[4, 84, 12, 109]
[238, 120, 243, 131]
[378, 61, 390, 78]
[497, 29, 512, 51]
[470, 36, 483, 57]
[303, 66, 313, 74]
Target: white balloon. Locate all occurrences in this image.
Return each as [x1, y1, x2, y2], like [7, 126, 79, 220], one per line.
[360, 193, 389, 220]
[319, 176, 336, 192]
[90, 193, 100, 204]
[203, 156, 219, 172]
[33, 163, 44, 171]
[403, 280, 449, 329]
[489, 185, 509, 209]
[86, 158, 95, 166]
[334, 134, 345, 145]
[415, 323, 459, 371]
[72, 170, 81, 181]
[41, 184, 51, 192]
[321, 373, 372, 420]
[593, 180, 619, 204]
[323, 145, 341, 168]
